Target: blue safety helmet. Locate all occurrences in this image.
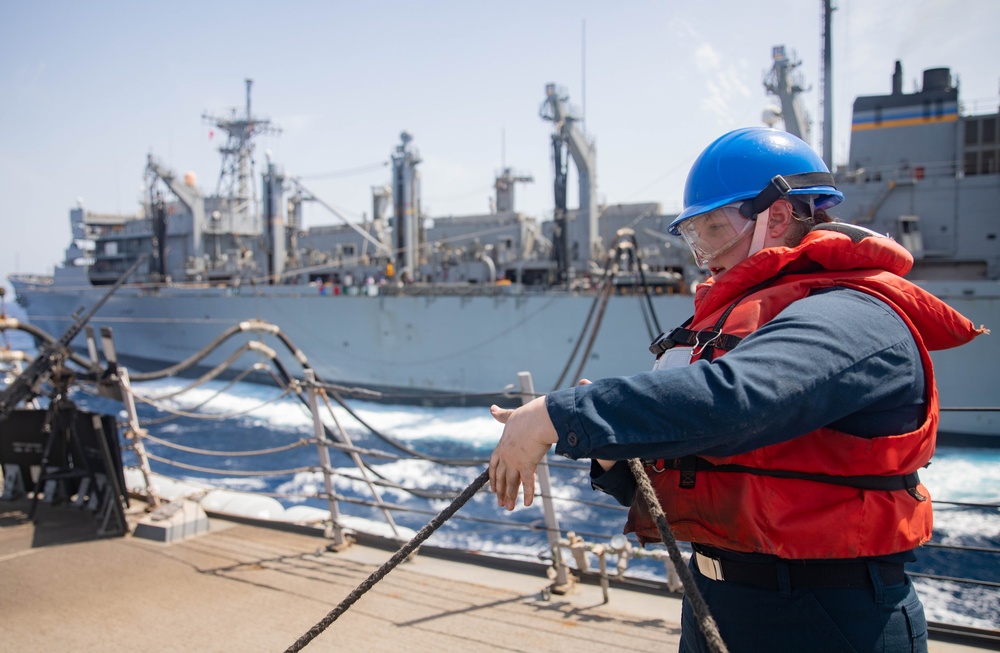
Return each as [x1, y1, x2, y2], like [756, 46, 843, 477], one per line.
[668, 127, 843, 236]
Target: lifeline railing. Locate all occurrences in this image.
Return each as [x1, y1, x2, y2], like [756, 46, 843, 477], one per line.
[1, 316, 999, 640]
[110, 355, 689, 599]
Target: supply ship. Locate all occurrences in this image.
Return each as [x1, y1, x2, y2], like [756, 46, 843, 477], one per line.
[9, 57, 999, 441]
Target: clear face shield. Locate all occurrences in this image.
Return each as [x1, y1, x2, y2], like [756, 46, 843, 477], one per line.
[675, 203, 755, 267]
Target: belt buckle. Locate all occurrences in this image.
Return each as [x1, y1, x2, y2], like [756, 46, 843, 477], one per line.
[695, 551, 725, 581]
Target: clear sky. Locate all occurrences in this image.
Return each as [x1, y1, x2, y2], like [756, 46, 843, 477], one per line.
[2, 0, 998, 289]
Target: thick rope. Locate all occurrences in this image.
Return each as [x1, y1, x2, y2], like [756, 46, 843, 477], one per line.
[283, 469, 490, 653]
[628, 458, 729, 653]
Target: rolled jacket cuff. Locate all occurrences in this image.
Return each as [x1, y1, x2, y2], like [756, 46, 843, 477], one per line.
[546, 387, 592, 459]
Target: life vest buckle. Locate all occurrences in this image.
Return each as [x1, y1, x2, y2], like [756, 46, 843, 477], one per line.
[644, 459, 667, 473]
[649, 331, 679, 356]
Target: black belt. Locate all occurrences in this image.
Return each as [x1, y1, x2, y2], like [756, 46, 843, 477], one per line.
[693, 550, 906, 590]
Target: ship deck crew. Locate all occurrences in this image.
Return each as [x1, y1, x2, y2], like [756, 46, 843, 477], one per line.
[488, 128, 986, 652]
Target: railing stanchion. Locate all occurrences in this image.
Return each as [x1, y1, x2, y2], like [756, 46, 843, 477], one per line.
[304, 370, 347, 547]
[119, 367, 161, 509]
[517, 371, 573, 593]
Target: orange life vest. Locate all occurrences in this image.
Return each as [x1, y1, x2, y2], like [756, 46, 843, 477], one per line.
[626, 224, 985, 559]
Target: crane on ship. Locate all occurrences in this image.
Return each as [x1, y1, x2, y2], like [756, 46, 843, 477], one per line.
[145, 155, 207, 276]
[540, 83, 600, 286]
[762, 45, 812, 145]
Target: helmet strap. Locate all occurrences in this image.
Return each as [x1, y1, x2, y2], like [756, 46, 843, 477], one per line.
[747, 208, 770, 258]
[738, 172, 835, 219]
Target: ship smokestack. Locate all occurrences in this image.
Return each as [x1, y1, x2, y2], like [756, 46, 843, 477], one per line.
[892, 60, 903, 95]
[263, 159, 286, 284]
[922, 67, 953, 93]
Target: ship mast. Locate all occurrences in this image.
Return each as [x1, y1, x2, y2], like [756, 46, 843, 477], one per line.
[202, 79, 281, 234]
[821, 0, 835, 168]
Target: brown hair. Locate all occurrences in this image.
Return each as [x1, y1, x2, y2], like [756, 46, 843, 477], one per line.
[785, 198, 836, 246]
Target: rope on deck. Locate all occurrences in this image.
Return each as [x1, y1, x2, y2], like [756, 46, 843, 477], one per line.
[283, 469, 491, 653]
[284, 461, 731, 653]
[628, 458, 729, 653]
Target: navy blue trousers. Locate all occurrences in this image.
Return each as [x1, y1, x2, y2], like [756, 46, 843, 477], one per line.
[679, 559, 928, 653]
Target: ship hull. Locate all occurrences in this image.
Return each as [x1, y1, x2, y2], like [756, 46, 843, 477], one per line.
[10, 276, 999, 440]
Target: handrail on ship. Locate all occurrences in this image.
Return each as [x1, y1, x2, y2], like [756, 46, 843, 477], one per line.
[1, 318, 998, 645]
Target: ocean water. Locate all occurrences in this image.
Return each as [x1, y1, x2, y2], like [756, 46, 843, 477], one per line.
[2, 305, 997, 631]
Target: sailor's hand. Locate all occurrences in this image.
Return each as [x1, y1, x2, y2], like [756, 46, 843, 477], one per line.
[489, 397, 558, 510]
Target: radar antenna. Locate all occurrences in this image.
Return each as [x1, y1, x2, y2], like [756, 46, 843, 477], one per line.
[202, 79, 281, 232]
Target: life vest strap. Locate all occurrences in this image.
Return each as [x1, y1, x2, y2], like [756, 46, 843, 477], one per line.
[646, 456, 925, 497]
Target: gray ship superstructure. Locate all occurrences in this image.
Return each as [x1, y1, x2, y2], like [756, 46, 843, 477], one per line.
[10, 64, 999, 440]
[837, 62, 999, 280]
[831, 62, 999, 439]
[10, 80, 695, 401]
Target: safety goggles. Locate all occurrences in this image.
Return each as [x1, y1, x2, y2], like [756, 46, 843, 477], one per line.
[675, 203, 754, 266]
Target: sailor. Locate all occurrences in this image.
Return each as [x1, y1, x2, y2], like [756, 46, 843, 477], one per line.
[487, 127, 985, 652]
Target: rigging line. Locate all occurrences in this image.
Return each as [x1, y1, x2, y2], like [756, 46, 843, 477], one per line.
[255, 221, 524, 284]
[535, 490, 630, 513]
[932, 500, 1000, 509]
[315, 385, 401, 537]
[333, 473, 460, 501]
[283, 469, 490, 653]
[294, 160, 389, 180]
[920, 542, 1000, 555]
[423, 183, 495, 204]
[625, 155, 693, 202]
[550, 252, 617, 391]
[569, 275, 615, 387]
[127, 468, 344, 504]
[628, 458, 729, 653]
[323, 389, 489, 467]
[177, 341, 482, 500]
[139, 354, 262, 401]
[631, 235, 663, 336]
[271, 371, 476, 499]
[332, 493, 616, 539]
[315, 381, 519, 403]
[139, 431, 311, 457]
[321, 440, 406, 462]
[144, 451, 314, 477]
[907, 573, 1000, 590]
[126, 321, 285, 382]
[638, 296, 656, 341]
[131, 386, 294, 420]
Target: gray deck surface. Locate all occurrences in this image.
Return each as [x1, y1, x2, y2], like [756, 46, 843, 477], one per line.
[0, 499, 988, 652]
[1, 499, 683, 652]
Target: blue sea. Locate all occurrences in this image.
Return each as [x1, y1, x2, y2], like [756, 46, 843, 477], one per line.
[2, 303, 998, 630]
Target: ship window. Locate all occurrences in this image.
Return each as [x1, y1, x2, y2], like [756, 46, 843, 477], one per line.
[983, 151, 997, 175]
[923, 100, 931, 120]
[342, 244, 356, 257]
[965, 120, 979, 145]
[874, 107, 883, 126]
[983, 118, 997, 144]
[964, 152, 979, 177]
